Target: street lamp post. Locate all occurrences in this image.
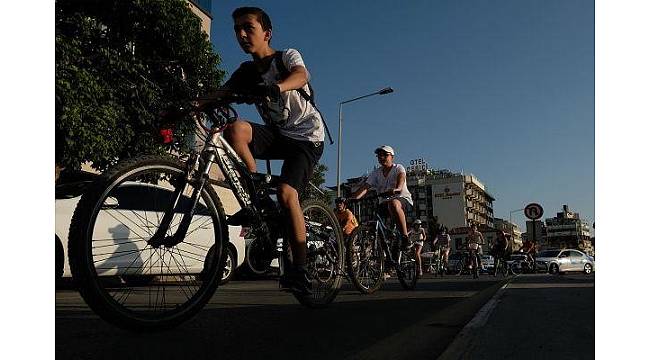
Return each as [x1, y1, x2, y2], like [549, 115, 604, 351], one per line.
[336, 87, 394, 197]
[509, 208, 525, 225]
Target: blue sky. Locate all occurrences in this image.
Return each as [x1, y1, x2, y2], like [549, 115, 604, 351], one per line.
[209, 0, 594, 229]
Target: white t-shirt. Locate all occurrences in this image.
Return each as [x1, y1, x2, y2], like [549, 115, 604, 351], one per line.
[256, 48, 325, 143]
[365, 164, 413, 205]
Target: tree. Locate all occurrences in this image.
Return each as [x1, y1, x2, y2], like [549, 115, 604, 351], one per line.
[56, 0, 225, 172]
[300, 163, 332, 203]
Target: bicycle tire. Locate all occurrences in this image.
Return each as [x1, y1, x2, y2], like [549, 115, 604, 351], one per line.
[293, 198, 345, 307]
[346, 225, 384, 294]
[397, 247, 418, 290]
[455, 258, 465, 275]
[68, 155, 228, 331]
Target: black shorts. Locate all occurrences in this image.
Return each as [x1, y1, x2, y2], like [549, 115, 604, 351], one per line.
[249, 123, 324, 192]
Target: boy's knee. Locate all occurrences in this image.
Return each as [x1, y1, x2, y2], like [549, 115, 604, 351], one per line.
[388, 199, 402, 211]
[277, 183, 299, 208]
[225, 120, 252, 144]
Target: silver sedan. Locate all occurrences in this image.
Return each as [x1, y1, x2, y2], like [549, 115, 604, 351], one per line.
[536, 249, 595, 275]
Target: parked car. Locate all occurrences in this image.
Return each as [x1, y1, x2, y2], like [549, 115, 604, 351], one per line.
[536, 249, 594, 275]
[55, 174, 245, 285]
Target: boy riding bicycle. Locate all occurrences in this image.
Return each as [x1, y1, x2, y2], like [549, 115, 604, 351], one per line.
[348, 145, 413, 257]
[204, 7, 325, 294]
[335, 197, 359, 237]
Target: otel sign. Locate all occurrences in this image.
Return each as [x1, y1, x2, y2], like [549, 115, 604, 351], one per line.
[524, 203, 544, 220]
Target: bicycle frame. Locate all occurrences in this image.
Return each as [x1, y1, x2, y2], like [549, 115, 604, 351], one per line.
[373, 213, 400, 264]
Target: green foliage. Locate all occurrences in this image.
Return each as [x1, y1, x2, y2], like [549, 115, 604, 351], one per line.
[56, 0, 225, 171]
[301, 163, 332, 203]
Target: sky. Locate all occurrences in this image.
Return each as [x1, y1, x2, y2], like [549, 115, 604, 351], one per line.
[209, 0, 594, 230]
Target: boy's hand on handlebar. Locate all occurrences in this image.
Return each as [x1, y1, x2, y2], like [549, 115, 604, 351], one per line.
[378, 190, 397, 198]
[252, 84, 281, 102]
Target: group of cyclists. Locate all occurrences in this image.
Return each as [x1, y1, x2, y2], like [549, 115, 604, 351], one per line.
[334, 188, 540, 279]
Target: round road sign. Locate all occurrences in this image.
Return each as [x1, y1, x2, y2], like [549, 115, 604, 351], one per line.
[524, 203, 544, 220]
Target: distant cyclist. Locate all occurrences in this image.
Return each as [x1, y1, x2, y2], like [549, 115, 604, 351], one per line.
[349, 145, 414, 256]
[466, 225, 484, 278]
[491, 230, 510, 275]
[334, 197, 359, 237]
[434, 226, 451, 272]
[409, 219, 427, 277]
[521, 239, 537, 272]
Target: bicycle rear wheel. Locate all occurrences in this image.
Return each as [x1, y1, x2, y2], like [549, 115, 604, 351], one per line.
[346, 225, 384, 294]
[68, 155, 228, 331]
[397, 247, 418, 290]
[294, 198, 345, 307]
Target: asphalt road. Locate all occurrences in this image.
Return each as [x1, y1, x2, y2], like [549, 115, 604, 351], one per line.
[56, 274, 505, 360]
[439, 273, 595, 360]
[56, 272, 594, 360]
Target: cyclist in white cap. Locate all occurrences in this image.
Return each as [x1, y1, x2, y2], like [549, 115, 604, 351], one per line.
[409, 219, 427, 277]
[348, 145, 413, 257]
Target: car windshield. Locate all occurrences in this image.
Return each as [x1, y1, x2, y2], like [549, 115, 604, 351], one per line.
[538, 250, 561, 258]
[511, 254, 526, 260]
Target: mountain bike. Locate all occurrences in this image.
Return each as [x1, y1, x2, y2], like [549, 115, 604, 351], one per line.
[68, 90, 345, 331]
[454, 250, 480, 278]
[428, 248, 446, 277]
[492, 252, 511, 277]
[345, 195, 418, 294]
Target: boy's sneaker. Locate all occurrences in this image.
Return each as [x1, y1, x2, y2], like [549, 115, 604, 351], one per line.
[226, 207, 256, 226]
[279, 267, 313, 295]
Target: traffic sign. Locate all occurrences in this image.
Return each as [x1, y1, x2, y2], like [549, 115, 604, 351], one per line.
[524, 203, 544, 220]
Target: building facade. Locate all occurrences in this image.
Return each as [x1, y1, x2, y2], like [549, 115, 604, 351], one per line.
[543, 205, 593, 255]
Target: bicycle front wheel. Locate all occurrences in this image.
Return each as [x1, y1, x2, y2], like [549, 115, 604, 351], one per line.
[294, 198, 345, 307]
[346, 225, 384, 294]
[397, 247, 418, 290]
[68, 155, 228, 331]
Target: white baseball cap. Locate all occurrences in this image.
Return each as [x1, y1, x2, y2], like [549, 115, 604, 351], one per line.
[374, 145, 395, 155]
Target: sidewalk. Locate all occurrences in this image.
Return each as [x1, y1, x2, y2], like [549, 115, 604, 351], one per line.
[439, 274, 595, 360]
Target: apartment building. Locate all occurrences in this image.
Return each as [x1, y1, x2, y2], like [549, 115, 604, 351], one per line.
[544, 205, 593, 255]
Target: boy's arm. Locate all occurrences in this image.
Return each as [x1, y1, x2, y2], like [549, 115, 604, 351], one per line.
[277, 65, 309, 92]
[350, 183, 371, 200]
[395, 171, 406, 193]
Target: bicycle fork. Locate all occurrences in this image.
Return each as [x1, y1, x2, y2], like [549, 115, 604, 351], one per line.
[148, 153, 209, 248]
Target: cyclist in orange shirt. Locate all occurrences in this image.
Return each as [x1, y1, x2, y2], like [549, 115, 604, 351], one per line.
[335, 197, 359, 237]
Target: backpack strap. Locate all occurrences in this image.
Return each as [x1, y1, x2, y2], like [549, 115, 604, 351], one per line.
[274, 51, 334, 145]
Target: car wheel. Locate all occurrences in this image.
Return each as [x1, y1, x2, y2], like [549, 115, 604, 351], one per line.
[220, 246, 236, 285]
[56, 236, 64, 281]
[245, 238, 273, 276]
[584, 263, 593, 274]
[549, 263, 559, 275]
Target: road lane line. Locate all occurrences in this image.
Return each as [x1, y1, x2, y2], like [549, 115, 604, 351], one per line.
[438, 280, 513, 360]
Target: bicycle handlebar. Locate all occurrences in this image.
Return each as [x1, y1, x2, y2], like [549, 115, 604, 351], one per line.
[196, 89, 266, 108]
[347, 191, 397, 203]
